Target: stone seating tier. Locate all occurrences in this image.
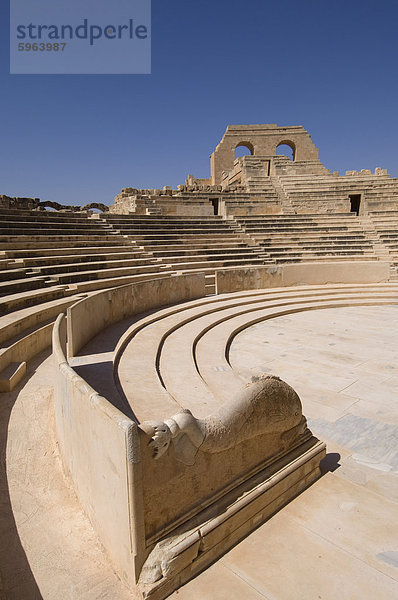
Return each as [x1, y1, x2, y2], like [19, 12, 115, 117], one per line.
[0, 276, 48, 296]
[234, 214, 379, 264]
[277, 173, 398, 214]
[100, 214, 271, 288]
[0, 206, 396, 391]
[1, 243, 141, 256]
[64, 279, 396, 598]
[111, 284, 398, 421]
[0, 285, 68, 316]
[13, 249, 151, 267]
[148, 247, 268, 258]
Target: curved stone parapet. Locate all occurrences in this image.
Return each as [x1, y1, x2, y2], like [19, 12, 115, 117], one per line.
[52, 279, 398, 600]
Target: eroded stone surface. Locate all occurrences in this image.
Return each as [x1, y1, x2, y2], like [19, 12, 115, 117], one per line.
[142, 375, 306, 464]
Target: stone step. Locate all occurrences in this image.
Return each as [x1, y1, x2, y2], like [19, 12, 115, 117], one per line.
[205, 283, 216, 295]
[159, 257, 268, 270]
[150, 248, 265, 259]
[239, 217, 363, 224]
[107, 219, 231, 227]
[0, 295, 82, 347]
[0, 210, 95, 222]
[142, 241, 251, 251]
[115, 227, 240, 236]
[128, 235, 246, 243]
[254, 237, 371, 246]
[251, 234, 369, 243]
[0, 219, 111, 230]
[0, 286, 67, 316]
[13, 249, 148, 267]
[236, 218, 358, 227]
[0, 361, 26, 392]
[67, 270, 174, 294]
[368, 210, 398, 216]
[0, 226, 115, 237]
[0, 268, 30, 281]
[373, 220, 398, 232]
[3, 244, 138, 258]
[0, 239, 130, 251]
[260, 236, 374, 244]
[250, 230, 369, 238]
[370, 226, 398, 232]
[0, 234, 125, 245]
[46, 263, 163, 285]
[161, 256, 268, 268]
[103, 215, 224, 221]
[236, 212, 356, 219]
[266, 247, 377, 256]
[0, 277, 47, 296]
[272, 254, 378, 263]
[262, 243, 375, 252]
[30, 256, 158, 276]
[240, 225, 365, 233]
[116, 285, 398, 422]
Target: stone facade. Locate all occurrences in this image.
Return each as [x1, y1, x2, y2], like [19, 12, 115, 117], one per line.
[110, 124, 398, 218]
[210, 124, 323, 185]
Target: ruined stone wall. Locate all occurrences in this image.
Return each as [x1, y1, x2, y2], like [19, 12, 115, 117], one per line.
[210, 124, 322, 185]
[0, 194, 40, 210]
[109, 125, 398, 217]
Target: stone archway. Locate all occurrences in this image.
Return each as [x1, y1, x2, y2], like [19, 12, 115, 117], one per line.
[210, 124, 321, 184]
[276, 140, 296, 161]
[81, 203, 109, 212]
[234, 141, 255, 159]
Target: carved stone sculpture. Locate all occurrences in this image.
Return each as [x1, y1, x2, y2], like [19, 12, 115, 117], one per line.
[141, 375, 308, 466]
[138, 375, 323, 591]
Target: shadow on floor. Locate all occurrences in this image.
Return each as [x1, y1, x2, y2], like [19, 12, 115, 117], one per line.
[320, 452, 341, 474]
[0, 354, 46, 600]
[72, 314, 145, 421]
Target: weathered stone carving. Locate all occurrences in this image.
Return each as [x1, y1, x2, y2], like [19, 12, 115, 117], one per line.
[141, 375, 308, 466]
[138, 375, 323, 594]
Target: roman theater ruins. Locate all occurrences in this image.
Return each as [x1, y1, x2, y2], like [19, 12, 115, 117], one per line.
[0, 124, 397, 599]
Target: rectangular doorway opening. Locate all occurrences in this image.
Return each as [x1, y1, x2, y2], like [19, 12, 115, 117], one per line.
[211, 198, 219, 216]
[349, 194, 361, 215]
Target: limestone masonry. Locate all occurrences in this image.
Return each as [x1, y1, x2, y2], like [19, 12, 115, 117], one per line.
[111, 124, 397, 217]
[1, 124, 397, 600]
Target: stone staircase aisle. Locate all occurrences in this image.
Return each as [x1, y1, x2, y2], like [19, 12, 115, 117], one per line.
[364, 211, 398, 280]
[270, 176, 296, 214]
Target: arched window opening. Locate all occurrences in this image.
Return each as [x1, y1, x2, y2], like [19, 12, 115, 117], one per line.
[81, 203, 109, 213]
[235, 141, 254, 160]
[276, 141, 295, 161]
[39, 201, 63, 211]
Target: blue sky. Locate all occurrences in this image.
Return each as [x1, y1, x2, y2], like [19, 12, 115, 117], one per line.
[1, 0, 397, 205]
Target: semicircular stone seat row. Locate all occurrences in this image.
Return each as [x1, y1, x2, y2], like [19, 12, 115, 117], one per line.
[1, 205, 397, 391]
[68, 282, 398, 425]
[60, 274, 398, 599]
